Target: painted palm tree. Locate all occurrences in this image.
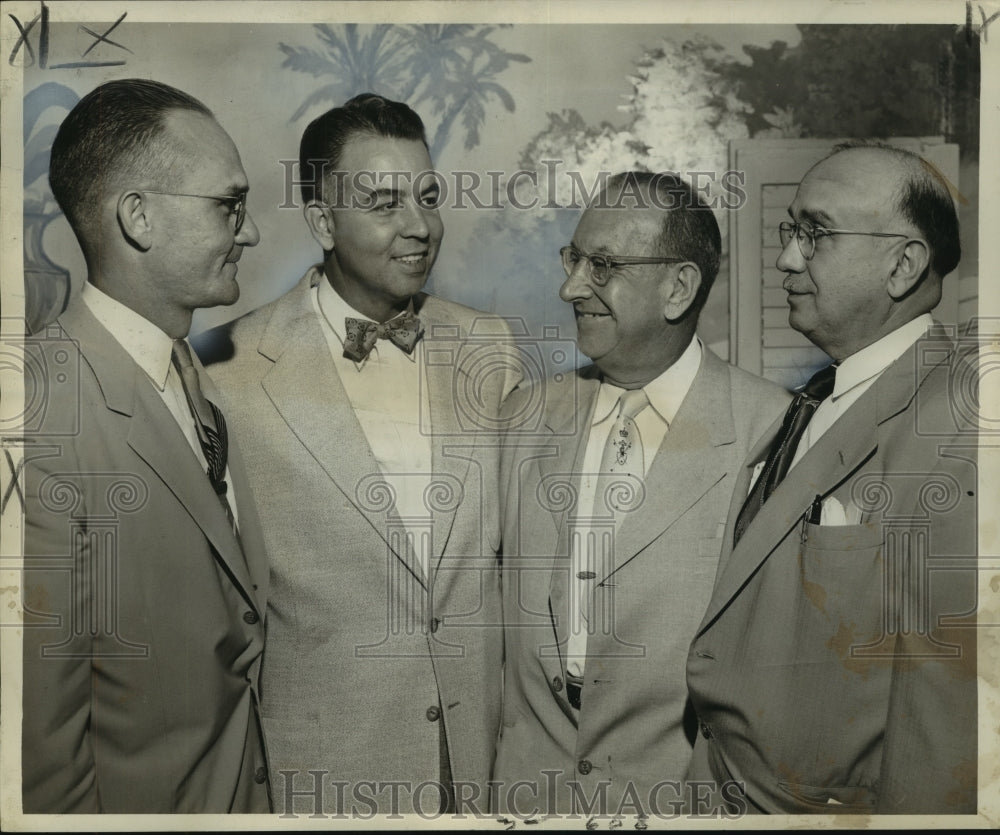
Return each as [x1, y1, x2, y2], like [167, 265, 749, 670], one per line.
[279, 24, 530, 156]
[420, 28, 530, 158]
[279, 24, 411, 121]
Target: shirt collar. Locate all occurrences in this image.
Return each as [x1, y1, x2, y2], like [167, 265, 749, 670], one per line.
[592, 337, 703, 427]
[831, 313, 933, 400]
[80, 282, 176, 391]
[315, 272, 417, 364]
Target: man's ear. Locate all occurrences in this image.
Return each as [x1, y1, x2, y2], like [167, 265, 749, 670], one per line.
[887, 238, 930, 299]
[117, 191, 153, 251]
[304, 202, 335, 251]
[663, 263, 702, 321]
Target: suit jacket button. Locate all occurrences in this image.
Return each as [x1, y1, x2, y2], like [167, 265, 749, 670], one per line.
[254, 767, 267, 784]
[426, 705, 441, 722]
[431, 617, 441, 633]
[578, 759, 592, 775]
[700, 721, 713, 739]
[551, 676, 563, 692]
[243, 611, 259, 625]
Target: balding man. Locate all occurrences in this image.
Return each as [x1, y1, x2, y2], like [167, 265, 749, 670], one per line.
[22, 78, 269, 812]
[687, 142, 978, 814]
[494, 172, 788, 816]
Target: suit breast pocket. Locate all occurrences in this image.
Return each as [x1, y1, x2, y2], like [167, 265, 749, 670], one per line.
[797, 520, 885, 640]
[697, 519, 727, 558]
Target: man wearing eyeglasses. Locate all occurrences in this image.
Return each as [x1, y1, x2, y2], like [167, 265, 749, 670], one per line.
[21, 79, 269, 812]
[494, 171, 788, 816]
[686, 141, 978, 814]
[201, 94, 521, 815]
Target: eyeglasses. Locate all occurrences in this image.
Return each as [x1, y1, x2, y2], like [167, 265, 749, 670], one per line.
[778, 221, 908, 261]
[142, 190, 248, 233]
[560, 245, 685, 286]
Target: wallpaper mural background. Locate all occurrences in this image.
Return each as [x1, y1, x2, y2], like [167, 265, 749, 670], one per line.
[18, 14, 982, 372]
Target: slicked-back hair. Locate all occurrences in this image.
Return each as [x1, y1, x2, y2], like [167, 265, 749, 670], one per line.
[828, 140, 961, 278]
[49, 78, 213, 246]
[605, 171, 722, 319]
[298, 93, 428, 205]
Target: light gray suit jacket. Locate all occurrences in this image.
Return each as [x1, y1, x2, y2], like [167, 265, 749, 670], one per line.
[687, 329, 978, 814]
[203, 267, 521, 814]
[22, 298, 270, 813]
[494, 346, 789, 814]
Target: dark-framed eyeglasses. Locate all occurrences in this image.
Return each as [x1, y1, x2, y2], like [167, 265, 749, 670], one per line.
[559, 245, 685, 286]
[142, 190, 248, 233]
[778, 220, 908, 261]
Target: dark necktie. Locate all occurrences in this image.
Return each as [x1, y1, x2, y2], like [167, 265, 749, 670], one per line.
[342, 313, 423, 362]
[171, 340, 237, 532]
[732, 364, 837, 546]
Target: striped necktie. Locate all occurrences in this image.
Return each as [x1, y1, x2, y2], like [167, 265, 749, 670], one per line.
[732, 364, 837, 545]
[171, 339, 237, 532]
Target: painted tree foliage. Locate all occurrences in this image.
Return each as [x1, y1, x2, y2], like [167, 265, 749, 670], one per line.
[279, 24, 531, 158]
[717, 25, 980, 156]
[460, 25, 980, 357]
[460, 36, 749, 350]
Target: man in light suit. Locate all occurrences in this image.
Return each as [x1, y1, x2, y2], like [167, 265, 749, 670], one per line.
[203, 94, 520, 816]
[687, 142, 978, 814]
[494, 172, 789, 816]
[21, 79, 269, 812]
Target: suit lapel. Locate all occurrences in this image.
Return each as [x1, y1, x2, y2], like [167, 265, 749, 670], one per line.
[541, 370, 600, 546]
[258, 271, 425, 589]
[541, 371, 599, 661]
[607, 348, 734, 580]
[126, 381, 257, 598]
[201, 366, 269, 614]
[418, 298, 474, 565]
[58, 300, 259, 611]
[697, 335, 948, 635]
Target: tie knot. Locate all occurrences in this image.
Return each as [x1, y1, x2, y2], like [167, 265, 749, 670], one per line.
[171, 339, 195, 371]
[801, 364, 837, 402]
[343, 313, 423, 362]
[618, 388, 649, 420]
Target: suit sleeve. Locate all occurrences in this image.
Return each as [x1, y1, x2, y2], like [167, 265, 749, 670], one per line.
[22, 435, 101, 812]
[876, 445, 978, 813]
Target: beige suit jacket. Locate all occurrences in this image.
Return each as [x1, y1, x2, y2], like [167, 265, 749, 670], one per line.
[22, 298, 270, 813]
[494, 347, 789, 815]
[204, 267, 520, 815]
[686, 329, 978, 814]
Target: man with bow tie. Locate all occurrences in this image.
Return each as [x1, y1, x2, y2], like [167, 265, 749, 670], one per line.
[686, 142, 979, 814]
[202, 94, 521, 816]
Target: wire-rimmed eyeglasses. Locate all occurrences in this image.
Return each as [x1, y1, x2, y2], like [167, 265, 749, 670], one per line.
[778, 220, 908, 261]
[560, 245, 685, 286]
[142, 190, 248, 234]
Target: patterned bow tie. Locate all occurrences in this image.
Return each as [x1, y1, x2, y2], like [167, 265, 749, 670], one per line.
[343, 313, 423, 362]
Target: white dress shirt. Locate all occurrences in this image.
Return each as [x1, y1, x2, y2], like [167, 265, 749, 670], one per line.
[80, 282, 239, 527]
[566, 337, 703, 680]
[312, 275, 434, 579]
[788, 313, 934, 470]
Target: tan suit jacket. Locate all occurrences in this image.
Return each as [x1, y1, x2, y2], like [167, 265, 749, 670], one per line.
[22, 298, 270, 813]
[204, 267, 520, 815]
[686, 330, 978, 814]
[494, 347, 789, 814]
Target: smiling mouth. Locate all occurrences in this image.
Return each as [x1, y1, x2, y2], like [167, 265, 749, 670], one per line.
[575, 309, 610, 319]
[394, 252, 428, 265]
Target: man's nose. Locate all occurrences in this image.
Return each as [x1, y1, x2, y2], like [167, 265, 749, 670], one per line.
[558, 261, 594, 302]
[237, 211, 261, 247]
[776, 234, 805, 273]
[401, 201, 431, 238]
